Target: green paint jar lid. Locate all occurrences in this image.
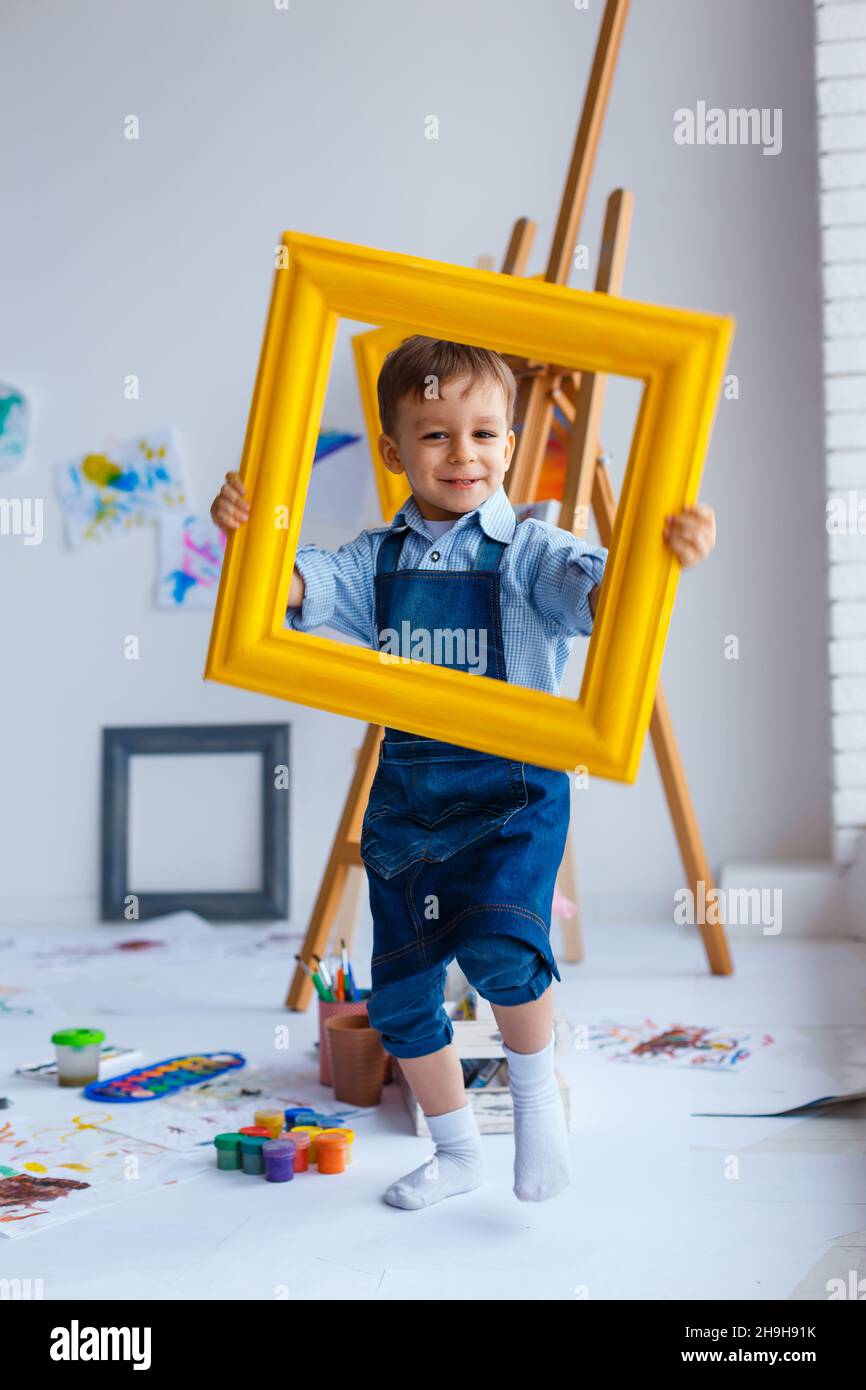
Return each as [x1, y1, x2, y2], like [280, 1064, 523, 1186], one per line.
[51, 1028, 106, 1048]
[214, 1133, 243, 1151]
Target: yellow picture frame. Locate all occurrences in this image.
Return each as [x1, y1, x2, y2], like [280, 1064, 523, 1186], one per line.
[352, 321, 417, 521]
[204, 230, 733, 782]
[352, 274, 548, 522]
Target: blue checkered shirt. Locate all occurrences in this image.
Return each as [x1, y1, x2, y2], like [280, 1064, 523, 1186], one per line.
[285, 484, 608, 694]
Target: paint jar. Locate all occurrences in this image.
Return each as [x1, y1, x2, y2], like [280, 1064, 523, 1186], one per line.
[240, 1135, 272, 1176]
[324, 1127, 355, 1165]
[284, 1107, 317, 1129]
[254, 1109, 285, 1139]
[51, 1029, 106, 1087]
[285, 1130, 311, 1172]
[238, 1125, 271, 1138]
[263, 1140, 296, 1183]
[213, 1133, 243, 1171]
[316, 1133, 347, 1174]
[317, 1115, 348, 1129]
[289, 1125, 323, 1163]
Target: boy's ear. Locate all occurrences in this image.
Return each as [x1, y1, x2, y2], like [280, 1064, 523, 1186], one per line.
[378, 432, 405, 476]
[503, 428, 516, 470]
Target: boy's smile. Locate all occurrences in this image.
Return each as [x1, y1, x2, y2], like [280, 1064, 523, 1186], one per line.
[377, 373, 516, 521]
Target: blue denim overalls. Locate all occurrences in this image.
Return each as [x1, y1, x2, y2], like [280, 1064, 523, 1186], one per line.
[360, 522, 571, 1060]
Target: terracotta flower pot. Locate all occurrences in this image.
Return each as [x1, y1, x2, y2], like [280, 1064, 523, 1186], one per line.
[317, 994, 392, 1086]
[324, 1014, 389, 1107]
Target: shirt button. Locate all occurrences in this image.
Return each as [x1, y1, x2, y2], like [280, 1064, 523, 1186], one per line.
[430, 550, 440, 562]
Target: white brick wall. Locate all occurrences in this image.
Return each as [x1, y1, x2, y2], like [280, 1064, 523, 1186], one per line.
[816, 1, 866, 865]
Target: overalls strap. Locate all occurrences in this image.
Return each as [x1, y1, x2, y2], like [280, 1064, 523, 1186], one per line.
[375, 528, 408, 576]
[375, 525, 506, 576]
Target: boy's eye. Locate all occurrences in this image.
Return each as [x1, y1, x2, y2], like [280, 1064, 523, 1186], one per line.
[421, 430, 497, 440]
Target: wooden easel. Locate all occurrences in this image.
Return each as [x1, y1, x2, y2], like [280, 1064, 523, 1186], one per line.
[286, 0, 731, 1011]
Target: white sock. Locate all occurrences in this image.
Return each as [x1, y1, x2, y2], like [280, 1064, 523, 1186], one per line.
[504, 1030, 571, 1202]
[384, 1102, 487, 1210]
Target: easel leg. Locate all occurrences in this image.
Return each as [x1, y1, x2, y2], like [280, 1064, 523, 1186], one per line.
[506, 0, 632, 503]
[556, 826, 584, 963]
[286, 723, 382, 1009]
[592, 460, 733, 975]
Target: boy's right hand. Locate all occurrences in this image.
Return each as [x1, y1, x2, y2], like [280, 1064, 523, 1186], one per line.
[211, 471, 250, 532]
[210, 468, 306, 610]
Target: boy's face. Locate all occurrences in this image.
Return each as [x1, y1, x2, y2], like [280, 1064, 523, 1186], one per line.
[377, 374, 515, 521]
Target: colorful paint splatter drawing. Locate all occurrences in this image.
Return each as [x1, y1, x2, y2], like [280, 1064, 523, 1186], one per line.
[587, 1019, 773, 1071]
[0, 1112, 208, 1238]
[0, 383, 30, 469]
[54, 425, 187, 548]
[0, 985, 55, 1018]
[27, 937, 167, 968]
[157, 512, 227, 608]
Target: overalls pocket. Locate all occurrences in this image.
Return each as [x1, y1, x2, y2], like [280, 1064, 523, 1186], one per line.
[360, 737, 528, 880]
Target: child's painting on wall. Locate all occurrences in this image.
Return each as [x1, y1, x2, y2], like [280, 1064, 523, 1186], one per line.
[54, 426, 187, 548]
[157, 513, 226, 609]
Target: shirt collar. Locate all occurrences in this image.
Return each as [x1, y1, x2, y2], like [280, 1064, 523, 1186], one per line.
[389, 482, 517, 544]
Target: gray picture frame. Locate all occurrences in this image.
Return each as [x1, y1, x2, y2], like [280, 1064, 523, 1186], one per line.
[101, 723, 290, 922]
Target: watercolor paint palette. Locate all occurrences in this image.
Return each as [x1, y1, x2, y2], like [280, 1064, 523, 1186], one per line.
[84, 1052, 246, 1103]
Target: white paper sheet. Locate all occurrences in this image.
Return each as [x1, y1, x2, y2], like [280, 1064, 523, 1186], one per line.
[0, 1113, 208, 1239]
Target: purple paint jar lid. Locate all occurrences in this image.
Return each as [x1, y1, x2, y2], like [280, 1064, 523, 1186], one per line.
[265, 1140, 296, 1158]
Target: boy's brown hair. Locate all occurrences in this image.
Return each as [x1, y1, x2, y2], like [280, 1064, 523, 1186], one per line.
[377, 334, 518, 438]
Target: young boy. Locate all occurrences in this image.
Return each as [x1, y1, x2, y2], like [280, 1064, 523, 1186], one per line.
[211, 335, 716, 1210]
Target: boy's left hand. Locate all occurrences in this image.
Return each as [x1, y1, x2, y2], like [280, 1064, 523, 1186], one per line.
[663, 502, 716, 567]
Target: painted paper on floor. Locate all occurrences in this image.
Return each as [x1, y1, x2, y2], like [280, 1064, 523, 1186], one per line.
[8, 912, 213, 969]
[0, 985, 56, 1018]
[587, 1019, 766, 1071]
[158, 513, 226, 608]
[15, 1046, 144, 1080]
[0, 1112, 207, 1238]
[97, 1064, 374, 1150]
[54, 426, 187, 548]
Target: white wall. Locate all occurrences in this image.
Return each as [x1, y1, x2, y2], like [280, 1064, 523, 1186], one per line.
[815, 0, 866, 868]
[0, 0, 829, 928]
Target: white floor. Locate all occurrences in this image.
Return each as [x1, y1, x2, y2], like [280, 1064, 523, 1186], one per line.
[1, 917, 864, 1301]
